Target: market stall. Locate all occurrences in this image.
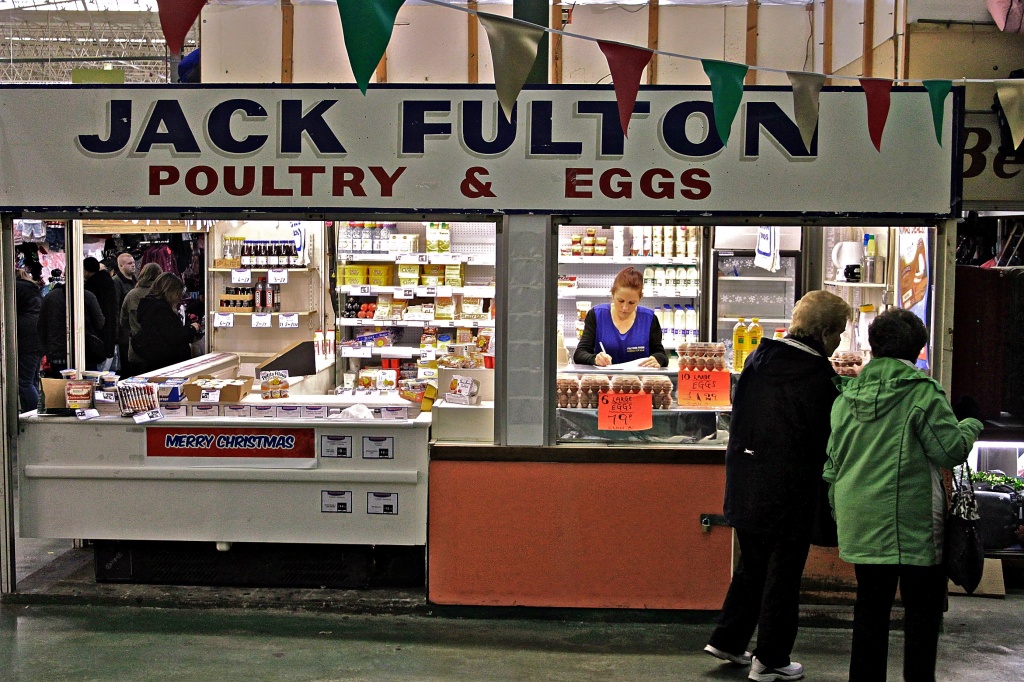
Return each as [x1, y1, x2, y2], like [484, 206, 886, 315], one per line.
[1, 84, 962, 606]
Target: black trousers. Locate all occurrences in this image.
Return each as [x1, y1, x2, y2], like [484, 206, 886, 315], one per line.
[708, 529, 810, 669]
[850, 563, 947, 682]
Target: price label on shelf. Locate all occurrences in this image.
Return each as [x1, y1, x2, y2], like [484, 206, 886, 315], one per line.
[597, 391, 653, 431]
[278, 313, 299, 328]
[357, 285, 372, 295]
[213, 313, 234, 328]
[394, 287, 415, 300]
[419, 347, 436, 362]
[200, 389, 221, 403]
[676, 370, 731, 408]
[416, 286, 437, 297]
[362, 436, 395, 459]
[75, 408, 100, 420]
[341, 346, 373, 358]
[251, 313, 272, 328]
[435, 286, 453, 298]
[230, 269, 252, 284]
[268, 268, 289, 284]
[432, 254, 460, 265]
[133, 409, 164, 424]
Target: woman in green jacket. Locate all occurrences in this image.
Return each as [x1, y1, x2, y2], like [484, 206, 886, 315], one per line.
[824, 308, 983, 682]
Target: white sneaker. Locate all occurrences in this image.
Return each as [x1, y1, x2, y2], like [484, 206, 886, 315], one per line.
[747, 656, 804, 681]
[703, 644, 753, 666]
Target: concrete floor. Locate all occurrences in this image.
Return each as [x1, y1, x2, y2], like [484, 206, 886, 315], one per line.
[2, 593, 1023, 682]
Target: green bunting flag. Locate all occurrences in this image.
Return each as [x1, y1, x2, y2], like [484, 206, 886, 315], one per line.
[922, 80, 952, 146]
[701, 59, 748, 147]
[336, 0, 406, 95]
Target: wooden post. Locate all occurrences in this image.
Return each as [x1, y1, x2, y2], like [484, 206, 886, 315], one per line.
[823, 0, 833, 85]
[647, 0, 659, 85]
[281, 0, 294, 84]
[745, 0, 758, 85]
[468, 1, 478, 84]
[551, 4, 562, 85]
[862, 0, 874, 77]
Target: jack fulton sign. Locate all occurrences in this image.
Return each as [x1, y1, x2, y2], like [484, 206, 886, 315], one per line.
[146, 426, 316, 468]
[0, 85, 959, 216]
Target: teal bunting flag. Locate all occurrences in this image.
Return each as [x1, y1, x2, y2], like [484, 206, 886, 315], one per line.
[922, 80, 952, 146]
[701, 59, 748, 146]
[336, 0, 406, 95]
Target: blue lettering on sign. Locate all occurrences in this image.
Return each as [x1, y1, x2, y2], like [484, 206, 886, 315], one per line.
[280, 100, 346, 155]
[529, 101, 583, 156]
[78, 100, 134, 154]
[460, 101, 516, 155]
[135, 100, 201, 154]
[207, 99, 269, 155]
[576, 100, 651, 157]
[401, 100, 453, 154]
[743, 102, 817, 158]
[164, 434, 215, 449]
[661, 101, 723, 158]
[213, 434, 296, 449]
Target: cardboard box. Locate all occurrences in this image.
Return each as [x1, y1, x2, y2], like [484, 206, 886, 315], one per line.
[41, 378, 69, 409]
[189, 404, 221, 417]
[183, 376, 252, 404]
[222, 404, 252, 418]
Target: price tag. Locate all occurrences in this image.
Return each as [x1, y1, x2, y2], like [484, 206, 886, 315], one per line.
[95, 391, 117, 402]
[357, 285, 371, 295]
[268, 268, 289, 284]
[435, 286, 453, 298]
[419, 347, 436, 362]
[213, 312, 234, 328]
[341, 346, 373, 358]
[231, 269, 252, 284]
[279, 313, 299, 328]
[200, 389, 220, 403]
[597, 391, 654, 431]
[321, 435, 353, 458]
[133, 409, 164, 424]
[251, 313, 272, 328]
[362, 435, 395, 459]
[433, 254, 460, 265]
[396, 254, 422, 265]
[394, 287, 415, 300]
[75, 408, 99, 420]
[416, 286, 437, 297]
[676, 369, 731, 408]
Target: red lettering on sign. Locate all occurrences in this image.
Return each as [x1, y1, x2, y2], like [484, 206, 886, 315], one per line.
[149, 166, 179, 195]
[680, 168, 712, 200]
[565, 167, 594, 198]
[261, 166, 293, 196]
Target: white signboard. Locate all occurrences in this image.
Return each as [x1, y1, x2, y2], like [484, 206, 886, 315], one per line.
[962, 112, 1024, 209]
[0, 86, 957, 216]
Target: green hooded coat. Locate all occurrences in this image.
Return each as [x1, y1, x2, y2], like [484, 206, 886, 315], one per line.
[824, 357, 983, 566]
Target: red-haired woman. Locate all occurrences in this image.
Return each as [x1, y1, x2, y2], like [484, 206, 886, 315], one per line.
[573, 266, 666, 368]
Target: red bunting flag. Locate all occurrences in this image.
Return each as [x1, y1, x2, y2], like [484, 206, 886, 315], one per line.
[156, 0, 206, 57]
[860, 78, 893, 152]
[597, 41, 653, 137]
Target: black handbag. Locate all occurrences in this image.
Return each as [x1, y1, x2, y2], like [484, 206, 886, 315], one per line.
[945, 465, 985, 594]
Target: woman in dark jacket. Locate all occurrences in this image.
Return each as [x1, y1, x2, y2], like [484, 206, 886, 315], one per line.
[131, 273, 201, 373]
[705, 290, 852, 682]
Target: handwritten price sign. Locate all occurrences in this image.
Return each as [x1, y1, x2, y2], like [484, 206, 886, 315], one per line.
[677, 370, 731, 408]
[597, 391, 653, 431]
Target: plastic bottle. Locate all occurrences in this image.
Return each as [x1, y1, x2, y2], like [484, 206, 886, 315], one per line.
[631, 226, 643, 256]
[361, 222, 373, 254]
[254, 278, 266, 313]
[264, 279, 275, 312]
[687, 227, 699, 259]
[661, 305, 675, 346]
[674, 304, 685, 344]
[643, 226, 653, 256]
[339, 222, 352, 254]
[684, 305, 698, 345]
[271, 283, 281, 313]
[268, 241, 280, 267]
[643, 267, 655, 288]
[240, 240, 252, 267]
[774, 327, 786, 340]
[747, 317, 763, 357]
[732, 317, 748, 371]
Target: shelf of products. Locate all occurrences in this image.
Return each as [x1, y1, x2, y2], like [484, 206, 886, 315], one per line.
[823, 280, 887, 288]
[334, 220, 498, 395]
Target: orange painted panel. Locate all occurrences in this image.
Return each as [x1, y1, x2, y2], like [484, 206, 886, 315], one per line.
[428, 461, 732, 609]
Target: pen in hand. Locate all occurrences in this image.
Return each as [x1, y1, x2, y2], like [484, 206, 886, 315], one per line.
[596, 342, 611, 367]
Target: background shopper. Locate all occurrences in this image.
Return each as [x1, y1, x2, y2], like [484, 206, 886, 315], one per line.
[15, 267, 44, 411]
[120, 262, 162, 377]
[37, 273, 106, 375]
[706, 290, 852, 682]
[131, 273, 201, 373]
[112, 251, 138, 371]
[83, 256, 118, 371]
[824, 308, 984, 682]
[573, 266, 666, 368]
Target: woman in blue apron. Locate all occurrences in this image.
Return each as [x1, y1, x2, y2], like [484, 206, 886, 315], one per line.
[573, 267, 667, 368]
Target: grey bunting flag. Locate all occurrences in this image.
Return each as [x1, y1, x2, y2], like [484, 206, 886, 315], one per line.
[787, 71, 826, 153]
[478, 12, 545, 122]
[996, 82, 1024, 150]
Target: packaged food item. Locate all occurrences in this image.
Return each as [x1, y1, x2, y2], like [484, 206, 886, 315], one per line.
[435, 297, 455, 320]
[576, 300, 592, 339]
[376, 369, 398, 390]
[425, 223, 440, 253]
[460, 297, 486, 319]
[444, 263, 463, 286]
[259, 370, 290, 399]
[357, 368, 379, 389]
[389, 300, 407, 320]
[455, 328, 474, 344]
[373, 293, 393, 320]
[65, 380, 95, 409]
[437, 222, 451, 253]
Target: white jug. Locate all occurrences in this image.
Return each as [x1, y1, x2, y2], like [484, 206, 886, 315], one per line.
[831, 241, 864, 280]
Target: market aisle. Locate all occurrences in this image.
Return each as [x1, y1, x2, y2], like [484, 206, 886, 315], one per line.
[1, 597, 1022, 682]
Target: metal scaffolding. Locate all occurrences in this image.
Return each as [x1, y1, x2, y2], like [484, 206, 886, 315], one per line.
[0, 8, 198, 83]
